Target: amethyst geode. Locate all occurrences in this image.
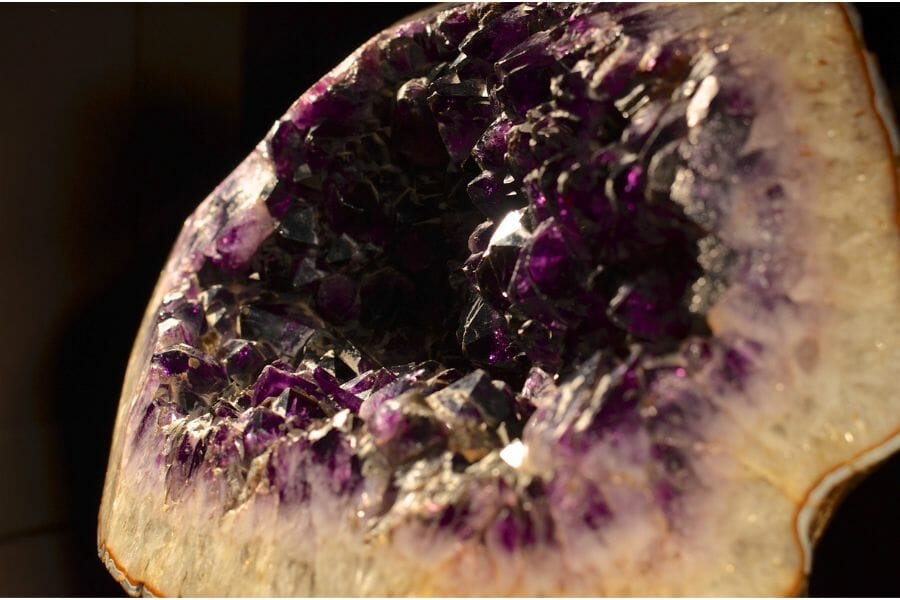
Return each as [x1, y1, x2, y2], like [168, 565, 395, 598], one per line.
[100, 3, 900, 595]
[140, 1, 754, 537]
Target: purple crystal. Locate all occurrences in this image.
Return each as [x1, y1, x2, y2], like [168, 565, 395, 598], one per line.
[523, 219, 571, 296]
[200, 285, 237, 336]
[310, 429, 361, 495]
[521, 367, 556, 403]
[360, 373, 419, 421]
[433, 5, 480, 51]
[429, 370, 514, 429]
[369, 397, 446, 465]
[223, 339, 269, 386]
[494, 509, 536, 552]
[471, 209, 531, 310]
[472, 118, 512, 171]
[323, 179, 386, 244]
[270, 120, 308, 181]
[292, 256, 326, 289]
[159, 294, 206, 340]
[468, 221, 496, 255]
[467, 171, 524, 221]
[587, 361, 642, 436]
[166, 430, 208, 496]
[343, 368, 397, 395]
[132, 3, 759, 542]
[494, 31, 562, 120]
[316, 274, 359, 323]
[252, 365, 319, 406]
[427, 80, 494, 164]
[385, 35, 429, 76]
[156, 318, 194, 348]
[610, 163, 646, 211]
[282, 389, 327, 426]
[458, 5, 531, 62]
[313, 367, 362, 413]
[242, 407, 285, 458]
[391, 77, 449, 168]
[134, 401, 158, 443]
[267, 437, 311, 503]
[460, 297, 518, 369]
[548, 475, 612, 531]
[277, 206, 319, 245]
[153, 344, 226, 395]
[263, 180, 295, 219]
[212, 216, 275, 273]
[207, 423, 243, 469]
[238, 306, 315, 364]
[581, 489, 612, 529]
[714, 339, 762, 391]
[607, 271, 693, 341]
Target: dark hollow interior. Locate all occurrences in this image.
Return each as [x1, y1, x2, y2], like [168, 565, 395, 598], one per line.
[208, 4, 732, 403]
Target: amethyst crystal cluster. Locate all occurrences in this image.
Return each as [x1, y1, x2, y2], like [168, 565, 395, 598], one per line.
[139, 3, 758, 544]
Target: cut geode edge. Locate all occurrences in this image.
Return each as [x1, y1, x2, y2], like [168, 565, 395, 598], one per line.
[98, 3, 900, 596]
[786, 10, 900, 587]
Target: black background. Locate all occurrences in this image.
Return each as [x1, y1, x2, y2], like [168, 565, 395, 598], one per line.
[0, 3, 896, 596]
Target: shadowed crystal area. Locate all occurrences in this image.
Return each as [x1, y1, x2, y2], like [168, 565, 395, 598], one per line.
[140, 3, 757, 547]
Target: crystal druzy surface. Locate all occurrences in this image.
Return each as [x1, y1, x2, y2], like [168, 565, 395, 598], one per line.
[132, 3, 782, 547]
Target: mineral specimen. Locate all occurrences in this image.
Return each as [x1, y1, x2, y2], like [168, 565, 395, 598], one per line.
[99, 3, 900, 596]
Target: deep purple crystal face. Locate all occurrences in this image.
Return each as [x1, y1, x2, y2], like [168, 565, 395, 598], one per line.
[137, 2, 778, 550]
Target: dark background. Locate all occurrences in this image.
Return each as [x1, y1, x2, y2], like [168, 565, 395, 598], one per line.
[0, 3, 895, 596]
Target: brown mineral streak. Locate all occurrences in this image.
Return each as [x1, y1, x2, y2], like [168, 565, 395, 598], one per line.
[837, 3, 900, 226]
[784, 6, 900, 596]
[102, 542, 165, 598]
[785, 428, 900, 597]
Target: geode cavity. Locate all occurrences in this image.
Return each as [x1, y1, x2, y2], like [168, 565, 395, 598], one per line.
[100, 3, 900, 596]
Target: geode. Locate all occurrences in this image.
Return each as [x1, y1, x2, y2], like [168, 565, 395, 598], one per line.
[99, 3, 900, 596]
